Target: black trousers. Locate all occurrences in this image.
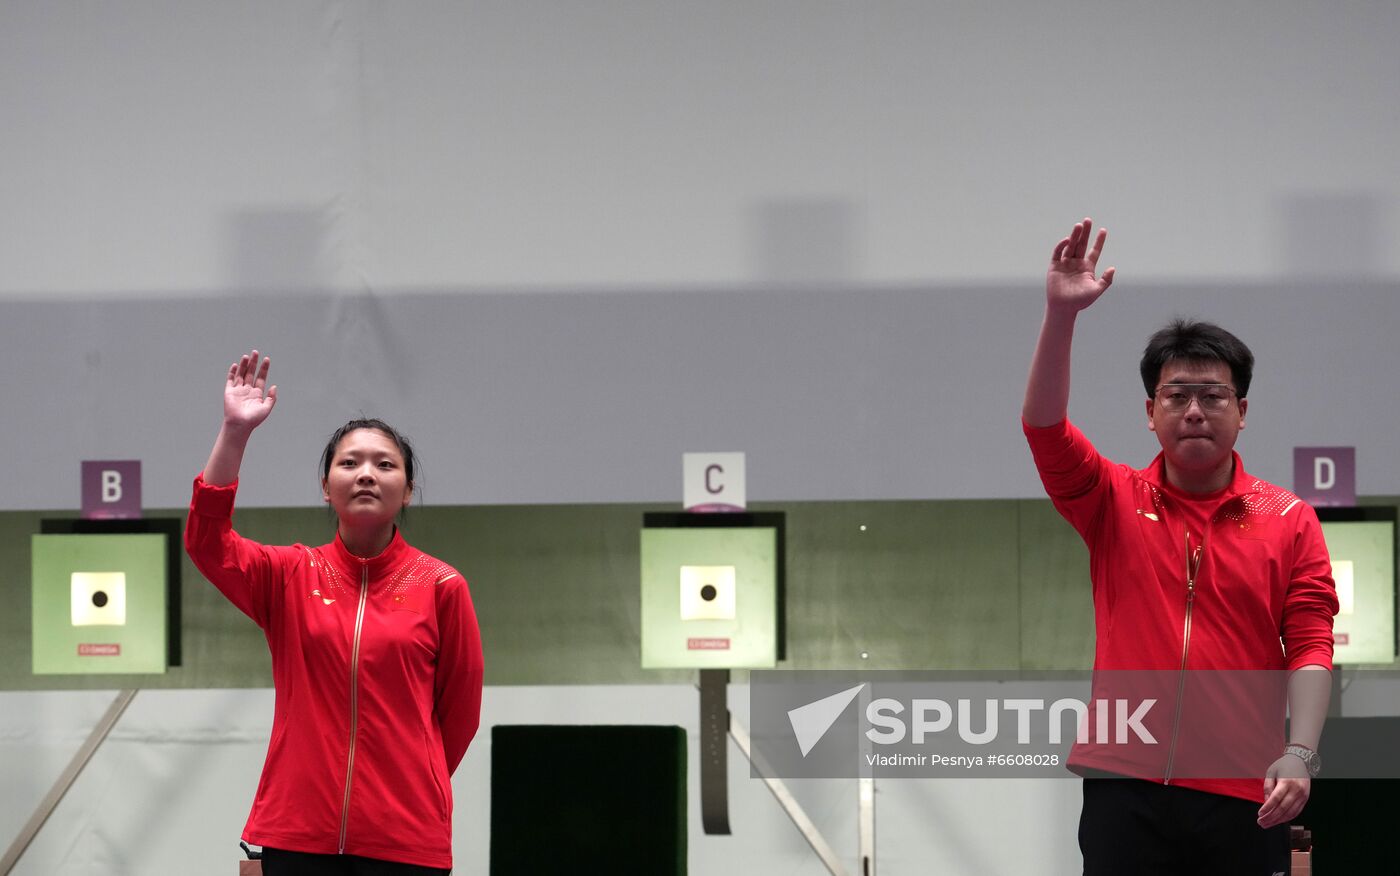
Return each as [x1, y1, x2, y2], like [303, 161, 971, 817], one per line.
[260, 847, 450, 876]
[1079, 778, 1290, 876]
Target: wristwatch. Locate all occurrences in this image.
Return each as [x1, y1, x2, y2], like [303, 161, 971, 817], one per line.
[1284, 743, 1321, 778]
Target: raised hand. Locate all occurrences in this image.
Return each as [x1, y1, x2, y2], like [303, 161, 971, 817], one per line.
[1047, 218, 1115, 313]
[1022, 217, 1119, 426]
[223, 350, 278, 434]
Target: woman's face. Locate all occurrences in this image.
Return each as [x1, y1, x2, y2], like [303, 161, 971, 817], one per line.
[321, 428, 413, 525]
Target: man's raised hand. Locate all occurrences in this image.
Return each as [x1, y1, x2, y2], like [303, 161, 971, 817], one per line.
[223, 350, 278, 433]
[1047, 218, 1115, 313]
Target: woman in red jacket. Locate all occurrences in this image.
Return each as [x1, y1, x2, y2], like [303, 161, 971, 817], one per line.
[186, 350, 484, 875]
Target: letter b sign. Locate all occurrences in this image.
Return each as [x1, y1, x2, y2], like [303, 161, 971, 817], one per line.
[102, 470, 123, 503]
[82, 460, 142, 519]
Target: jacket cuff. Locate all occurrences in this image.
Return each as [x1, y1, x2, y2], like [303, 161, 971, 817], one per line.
[191, 474, 238, 517]
[1286, 648, 1335, 673]
[1022, 417, 1073, 448]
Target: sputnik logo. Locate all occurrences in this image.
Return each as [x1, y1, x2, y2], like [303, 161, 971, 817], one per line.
[787, 684, 865, 756]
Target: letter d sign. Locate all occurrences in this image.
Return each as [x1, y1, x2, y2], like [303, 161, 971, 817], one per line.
[1294, 447, 1354, 508]
[82, 460, 142, 520]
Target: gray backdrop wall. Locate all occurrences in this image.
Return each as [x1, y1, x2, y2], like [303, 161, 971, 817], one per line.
[3, 3, 1399, 874]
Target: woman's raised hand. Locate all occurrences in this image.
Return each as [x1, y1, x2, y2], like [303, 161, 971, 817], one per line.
[223, 350, 278, 433]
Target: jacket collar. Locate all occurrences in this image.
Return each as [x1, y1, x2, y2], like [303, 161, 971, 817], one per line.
[1142, 450, 1257, 499]
[326, 526, 413, 580]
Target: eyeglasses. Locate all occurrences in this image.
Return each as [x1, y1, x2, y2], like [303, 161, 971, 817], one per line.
[1153, 383, 1238, 413]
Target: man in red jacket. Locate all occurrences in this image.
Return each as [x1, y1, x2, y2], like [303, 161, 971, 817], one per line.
[1022, 218, 1337, 875]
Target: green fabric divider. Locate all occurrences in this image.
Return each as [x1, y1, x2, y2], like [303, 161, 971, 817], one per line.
[3, 497, 1395, 690]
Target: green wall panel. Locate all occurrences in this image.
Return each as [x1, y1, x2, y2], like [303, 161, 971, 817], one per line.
[782, 501, 1021, 670]
[1016, 499, 1095, 670]
[3, 496, 1395, 690]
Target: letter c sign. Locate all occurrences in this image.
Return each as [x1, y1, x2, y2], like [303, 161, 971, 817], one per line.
[705, 464, 724, 494]
[683, 453, 747, 512]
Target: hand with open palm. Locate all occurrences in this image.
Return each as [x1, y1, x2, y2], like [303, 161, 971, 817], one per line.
[223, 350, 278, 435]
[1047, 218, 1115, 314]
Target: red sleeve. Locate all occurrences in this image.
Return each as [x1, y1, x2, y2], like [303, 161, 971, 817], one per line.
[433, 572, 484, 775]
[1022, 417, 1115, 540]
[1281, 505, 1340, 671]
[183, 474, 286, 628]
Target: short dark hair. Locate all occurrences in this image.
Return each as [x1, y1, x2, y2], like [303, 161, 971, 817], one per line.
[319, 418, 419, 489]
[1139, 319, 1254, 398]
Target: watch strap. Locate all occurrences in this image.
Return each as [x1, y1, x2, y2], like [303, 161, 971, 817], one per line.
[1284, 743, 1320, 777]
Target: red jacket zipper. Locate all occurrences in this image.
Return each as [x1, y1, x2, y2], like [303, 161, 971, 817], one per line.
[1164, 528, 1204, 783]
[338, 564, 370, 853]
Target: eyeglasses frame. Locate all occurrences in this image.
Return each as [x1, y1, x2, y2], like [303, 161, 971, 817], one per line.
[1151, 383, 1240, 414]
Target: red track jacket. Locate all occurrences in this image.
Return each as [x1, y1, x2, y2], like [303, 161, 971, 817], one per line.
[186, 475, 483, 868]
[1025, 419, 1337, 801]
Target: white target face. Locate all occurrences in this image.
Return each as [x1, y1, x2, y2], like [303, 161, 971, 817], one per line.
[679, 565, 736, 621]
[71, 572, 127, 626]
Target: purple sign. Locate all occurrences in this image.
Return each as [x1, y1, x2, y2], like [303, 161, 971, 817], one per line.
[81, 460, 142, 519]
[1293, 447, 1355, 507]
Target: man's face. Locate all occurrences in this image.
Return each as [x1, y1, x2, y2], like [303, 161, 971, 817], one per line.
[1146, 359, 1247, 480]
